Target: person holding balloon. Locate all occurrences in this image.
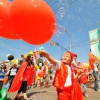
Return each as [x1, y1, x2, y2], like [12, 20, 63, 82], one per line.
[39, 50, 83, 100]
[9, 55, 34, 100]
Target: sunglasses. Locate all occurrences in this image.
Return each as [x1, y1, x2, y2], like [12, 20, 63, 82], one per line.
[31, 56, 33, 58]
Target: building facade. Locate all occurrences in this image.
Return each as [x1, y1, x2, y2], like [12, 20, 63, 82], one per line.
[89, 28, 100, 57]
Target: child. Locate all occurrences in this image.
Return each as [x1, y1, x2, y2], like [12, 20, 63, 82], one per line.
[39, 50, 83, 100]
[79, 69, 89, 98]
[0, 67, 5, 98]
[35, 65, 43, 87]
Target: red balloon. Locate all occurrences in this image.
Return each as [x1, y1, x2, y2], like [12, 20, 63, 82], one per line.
[0, 0, 19, 39]
[9, 0, 56, 45]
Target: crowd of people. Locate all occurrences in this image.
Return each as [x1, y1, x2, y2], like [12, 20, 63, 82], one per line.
[0, 53, 55, 100]
[0, 50, 100, 100]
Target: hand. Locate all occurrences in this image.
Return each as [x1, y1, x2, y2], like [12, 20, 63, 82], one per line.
[39, 50, 47, 57]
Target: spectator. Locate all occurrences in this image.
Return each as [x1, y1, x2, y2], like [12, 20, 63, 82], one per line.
[40, 60, 50, 88]
[1, 62, 8, 74]
[79, 69, 89, 98]
[98, 62, 100, 81]
[8, 63, 18, 88]
[0, 67, 5, 98]
[93, 61, 100, 91]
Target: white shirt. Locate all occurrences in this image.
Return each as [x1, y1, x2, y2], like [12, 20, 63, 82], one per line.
[9, 68, 17, 76]
[53, 61, 72, 87]
[94, 63, 98, 71]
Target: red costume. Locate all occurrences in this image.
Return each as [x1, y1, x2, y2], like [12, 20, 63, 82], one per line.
[9, 61, 34, 92]
[38, 65, 46, 77]
[80, 70, 88, 84]
[88, 54, 96, 69]
[53, 62, 83, 100]
[71, 78, 84, 100]
[71, 62, 84, 100]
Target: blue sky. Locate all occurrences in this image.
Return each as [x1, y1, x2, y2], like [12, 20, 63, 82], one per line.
[0, 0, 100, 62]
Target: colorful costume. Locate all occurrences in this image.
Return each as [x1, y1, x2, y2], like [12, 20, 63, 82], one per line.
[88, 54, 96, 69]
[53, 61, 83, 100]
[9, 61, 34, 92]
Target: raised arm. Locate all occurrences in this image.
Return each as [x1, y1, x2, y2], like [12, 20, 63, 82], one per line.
[39, 50, 57, 65]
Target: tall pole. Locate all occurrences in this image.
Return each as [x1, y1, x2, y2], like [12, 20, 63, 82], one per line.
[65, 30, 72, 51]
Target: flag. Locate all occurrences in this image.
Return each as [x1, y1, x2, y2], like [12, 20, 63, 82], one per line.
[33, 48, 38, 64]
[55, 42, 59, 46]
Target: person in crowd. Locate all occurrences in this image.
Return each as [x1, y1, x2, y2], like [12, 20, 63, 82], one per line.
[88, 68, 93, 81]
[0, 67, 5, 98]
[8, 63, 18, 88]
[1, 62, 8, 74]
[70, 54, 85, 100]
[71, 54, 84, 74]
[98, 61, 100, 80]
[40, 60, 50, 88]
[79, 68, 89, 98]
[93, 60, 100, 91]
[9, 55, 34, 100]
[98, 68, 100, 80]
[39, 50, 83, 100]
[35, 64, 43, 87]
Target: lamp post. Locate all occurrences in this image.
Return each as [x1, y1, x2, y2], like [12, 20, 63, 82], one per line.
[65, 30, 72, 51]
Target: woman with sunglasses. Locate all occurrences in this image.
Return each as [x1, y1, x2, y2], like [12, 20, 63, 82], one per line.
[9, 55, 34, 100]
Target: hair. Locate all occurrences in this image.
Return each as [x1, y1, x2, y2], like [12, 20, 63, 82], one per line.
[12, 64, 17, 67]
[74, 53, 77, 57]
[25, 55, 34, 66]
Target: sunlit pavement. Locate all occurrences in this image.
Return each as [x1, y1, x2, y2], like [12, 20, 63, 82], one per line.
[7, 81, 100, 100]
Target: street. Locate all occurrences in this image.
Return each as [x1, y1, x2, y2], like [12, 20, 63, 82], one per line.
[7, 81, 100, 100]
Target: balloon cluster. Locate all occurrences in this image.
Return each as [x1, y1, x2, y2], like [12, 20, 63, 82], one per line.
[0, 0, 56, 45]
